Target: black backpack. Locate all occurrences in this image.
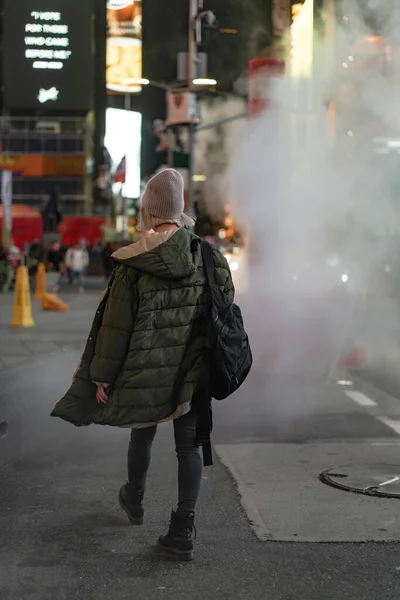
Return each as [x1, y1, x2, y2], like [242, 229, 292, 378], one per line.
[201, 241, 252, 400]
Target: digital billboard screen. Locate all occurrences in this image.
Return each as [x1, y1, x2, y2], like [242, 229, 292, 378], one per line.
[106, 1, 142, 94]
[105, 108, 142, 198]
[3, 0, 93, 111]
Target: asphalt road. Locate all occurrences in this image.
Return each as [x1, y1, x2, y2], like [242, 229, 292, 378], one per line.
[2, 282, 400, 599]
[2, 350, 400, 600]
[354, 364, 400, 403]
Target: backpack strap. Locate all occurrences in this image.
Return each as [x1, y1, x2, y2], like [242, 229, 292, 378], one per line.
[200, 240, 216, 287]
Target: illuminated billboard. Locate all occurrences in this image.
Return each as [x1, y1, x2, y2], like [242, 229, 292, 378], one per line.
[106, 1, 142, 94]
[3, 0, 93, 111]
[290, 0, 314, 78]
[105, 108, 142, 198]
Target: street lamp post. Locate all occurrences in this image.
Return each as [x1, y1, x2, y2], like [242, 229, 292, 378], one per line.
[124, 1, 218, 219]
[187, 0, 198, 219]
[125, 75, 217, 215]
[187, 1, 218, 218]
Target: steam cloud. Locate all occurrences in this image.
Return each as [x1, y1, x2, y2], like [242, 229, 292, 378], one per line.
[221, 1, 400, 413]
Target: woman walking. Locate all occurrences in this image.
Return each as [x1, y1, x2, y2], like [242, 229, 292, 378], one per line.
[52, 168, 234, 561]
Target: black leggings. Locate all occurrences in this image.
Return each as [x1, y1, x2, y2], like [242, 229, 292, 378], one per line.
[128, 410, 203, 513]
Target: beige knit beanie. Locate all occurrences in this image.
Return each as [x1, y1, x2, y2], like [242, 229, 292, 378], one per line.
[139, 169, 194, 231]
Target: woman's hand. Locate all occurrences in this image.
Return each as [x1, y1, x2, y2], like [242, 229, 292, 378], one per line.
[96, 384, 110, 405]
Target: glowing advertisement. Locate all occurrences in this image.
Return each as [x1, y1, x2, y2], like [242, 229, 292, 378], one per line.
[105, 108, 142, 198]
[290, 0, 314, 78]
[3, 0, 93, 111]
[107, 0, 142, 93]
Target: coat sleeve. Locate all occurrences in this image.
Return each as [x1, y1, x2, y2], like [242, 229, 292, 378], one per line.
[90, 267, 138, 386]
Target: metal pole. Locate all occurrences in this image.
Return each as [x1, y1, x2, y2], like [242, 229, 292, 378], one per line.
[167, 129, 174, 167]
[167, 112, 174, 168]
[187, 0, 198, 218]
[197, 112, 248, 132]
[122, 194, 129, 240]
[187, 124, 195, 216]
[188, 0, 197, 87]
[93, 0, 107, 217]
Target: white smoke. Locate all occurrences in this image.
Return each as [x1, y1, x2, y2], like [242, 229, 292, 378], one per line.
[225, 1, 400, 413]
[195, 97, 246, 218]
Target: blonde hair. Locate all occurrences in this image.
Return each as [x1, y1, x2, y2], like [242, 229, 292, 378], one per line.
[137, 207, 195, 231]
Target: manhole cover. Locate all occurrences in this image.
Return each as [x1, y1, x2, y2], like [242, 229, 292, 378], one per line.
[320, 464, 400, 498]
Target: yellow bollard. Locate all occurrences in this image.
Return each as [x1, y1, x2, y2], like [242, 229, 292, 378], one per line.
[35, 262, 46, 301]
[11, 266, 35, 328]
[42, 293, 68, 312]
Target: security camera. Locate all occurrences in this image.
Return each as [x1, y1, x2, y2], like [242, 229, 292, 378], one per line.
[206, 11, 217, 28]
[195, 10, 218, 44]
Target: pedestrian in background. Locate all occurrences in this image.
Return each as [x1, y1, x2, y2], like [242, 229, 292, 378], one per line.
[0, 245, 12, 292]
[28, 238, 45, 278]
[52, 169, 234, 561]
[65, 242, 89, 293]
[48, 241, 67, 293]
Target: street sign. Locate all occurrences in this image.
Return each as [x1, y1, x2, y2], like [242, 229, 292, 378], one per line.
[166, 91, 198, 126]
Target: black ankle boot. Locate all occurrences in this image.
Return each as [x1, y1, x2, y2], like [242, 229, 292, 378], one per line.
[157, 510, 196, 561]
[118, 484, 144, 526]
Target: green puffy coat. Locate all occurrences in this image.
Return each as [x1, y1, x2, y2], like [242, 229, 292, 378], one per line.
[51, 228, 234, 428]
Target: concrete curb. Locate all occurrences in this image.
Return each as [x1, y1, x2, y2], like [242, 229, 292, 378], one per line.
[215, 446, 273, 542]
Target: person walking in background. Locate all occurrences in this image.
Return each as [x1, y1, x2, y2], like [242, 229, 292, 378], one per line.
[0, 245, 12, 292]
[101, 242, 114, 281]
[52, 168, 234, 561]
[48, 241, 67, 293]
[29, 238, 46, 263]
[65, 242, 89, 293]
[28, 238, 46, 278]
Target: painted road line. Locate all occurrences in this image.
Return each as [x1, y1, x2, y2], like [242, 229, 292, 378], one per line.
[378, 417, 400, 436]
[345, 390, 378, 407]
[372, 442, 400, 446]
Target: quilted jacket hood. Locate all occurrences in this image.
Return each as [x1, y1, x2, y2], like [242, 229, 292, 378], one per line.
[112, 228, 199, 280]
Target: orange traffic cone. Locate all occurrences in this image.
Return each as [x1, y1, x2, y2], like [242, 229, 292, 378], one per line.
[42, 293, 68, 312]
[35, 262, 46, 300]
[11, 266, 35, 327]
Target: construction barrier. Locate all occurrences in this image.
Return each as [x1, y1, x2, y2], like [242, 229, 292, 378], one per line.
[42, 293, 68, 312]
[34, 262, 47, 301]
[248, 56, 285, 117]
[11, 266, 34, 328]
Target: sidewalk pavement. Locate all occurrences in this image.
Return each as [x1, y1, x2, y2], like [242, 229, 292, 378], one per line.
[215, 440, 400, 543]
[0, 278, 104, 370]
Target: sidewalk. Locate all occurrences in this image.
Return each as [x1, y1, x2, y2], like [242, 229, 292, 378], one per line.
[0, 278, 104, 370]
[215, 440, 400, 543]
